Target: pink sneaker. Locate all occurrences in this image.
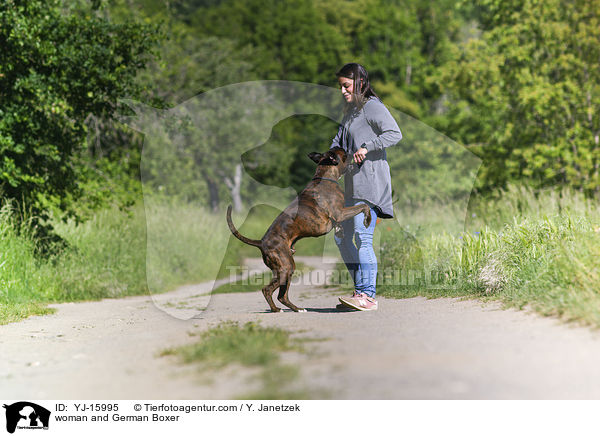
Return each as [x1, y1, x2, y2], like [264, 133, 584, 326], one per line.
[338, 292, 378, 311]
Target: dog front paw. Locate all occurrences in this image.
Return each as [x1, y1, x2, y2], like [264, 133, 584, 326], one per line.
[364, 209, 372, 228]
[334, 223, 344, 239]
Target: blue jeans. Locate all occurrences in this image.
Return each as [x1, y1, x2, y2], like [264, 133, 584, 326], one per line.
[334, 199, 378, 298]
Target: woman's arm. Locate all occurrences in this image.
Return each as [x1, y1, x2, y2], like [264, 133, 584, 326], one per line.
[330, 124, 343, 149]
[361, 100, 402, 152]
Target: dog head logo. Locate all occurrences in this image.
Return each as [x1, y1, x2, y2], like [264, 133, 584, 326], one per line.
[122, 80, 481, 318]
[3, 402, 50, 433]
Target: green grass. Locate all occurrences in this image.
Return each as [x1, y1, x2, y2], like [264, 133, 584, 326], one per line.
[0, 203, 152, 324]
[162, 321, 304, 367]
[161, 321, 327, 399]
[377, 184, 600, 327]
[0, 204, 63, 323]
[0, 303, 56, 325]
[142, 197, 233, 290]
[6, 182, 600, 330]
[0, 195, 338, 325]
[48, 205, 148, 300]
[0, 199, 243, 324]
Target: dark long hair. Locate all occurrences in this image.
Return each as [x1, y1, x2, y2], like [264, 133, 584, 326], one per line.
[336, 63, 379, 112]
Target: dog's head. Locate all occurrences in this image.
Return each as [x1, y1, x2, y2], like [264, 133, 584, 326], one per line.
[307, 147, 350, 177]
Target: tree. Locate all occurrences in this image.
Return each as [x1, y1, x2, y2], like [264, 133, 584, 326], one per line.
[314, 0, 464, 119]
[133, 21, 264, 210]
[134, 0, 470, 211]
[186, 0, 348, 85]
[0, 0, 159, 231]
[438, 0, 600, 195]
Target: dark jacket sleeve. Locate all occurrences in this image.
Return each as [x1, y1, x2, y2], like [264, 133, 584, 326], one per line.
[362, 100, 402, 152]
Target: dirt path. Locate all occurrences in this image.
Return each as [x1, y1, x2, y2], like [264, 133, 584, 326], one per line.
[2, 256, 600, 399]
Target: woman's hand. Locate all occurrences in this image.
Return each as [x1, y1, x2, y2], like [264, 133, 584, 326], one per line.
[353, 146, 368, 164]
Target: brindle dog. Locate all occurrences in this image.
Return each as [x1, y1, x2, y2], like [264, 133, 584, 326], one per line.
[226, 146, 371, 312]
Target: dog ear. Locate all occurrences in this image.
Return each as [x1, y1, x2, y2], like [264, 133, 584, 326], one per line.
[308, 152, 323, 164]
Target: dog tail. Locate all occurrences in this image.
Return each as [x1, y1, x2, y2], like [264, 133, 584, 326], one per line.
[226, 205, 262, 248]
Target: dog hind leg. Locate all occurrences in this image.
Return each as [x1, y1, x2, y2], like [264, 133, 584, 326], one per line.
[277, 257, 306, 312]
[262, 275, 281, 312]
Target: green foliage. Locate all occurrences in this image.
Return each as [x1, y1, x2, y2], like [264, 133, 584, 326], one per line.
[137, 25, 259, 105]
[317, 0, 464, 118]
[439, 0, 600, 194]
[242, 114, 340, 193]
[180, 0, 465, 118]
[0, 0, 159, 228]
[75, 133, 145, 218]
[386, 110, 481, 208]
[0, 198, 244, 324]
[0, 205, 49, 308]
[186, 0, 347, 85]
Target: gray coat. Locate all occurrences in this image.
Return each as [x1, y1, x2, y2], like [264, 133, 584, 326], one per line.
[330, 97, 402, 218]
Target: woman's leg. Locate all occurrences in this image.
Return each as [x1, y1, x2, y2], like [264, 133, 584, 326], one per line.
[352, 202, 378, 298]
[334, 216, 359, 287]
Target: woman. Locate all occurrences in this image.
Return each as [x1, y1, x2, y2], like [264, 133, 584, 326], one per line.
[331, 62, 402, 311]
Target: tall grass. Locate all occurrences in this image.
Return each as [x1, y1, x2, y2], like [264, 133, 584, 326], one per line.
[379, 184, 600, 327]
[0, 193, 338, 324]
[0, 204, 153, 324]
[0, 193, 346, 325]
[48, 205, 148, 300]
[0, 199, 244, 324]
[143, 197, 232, 293]
[6, 183, 600, 328]
[0, 205, 57, 323]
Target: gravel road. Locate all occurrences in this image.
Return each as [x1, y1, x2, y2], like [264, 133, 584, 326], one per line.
[2, 256, 600, 399]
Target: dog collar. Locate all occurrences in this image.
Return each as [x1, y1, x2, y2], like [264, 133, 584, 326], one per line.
[312, 176, 339, 183]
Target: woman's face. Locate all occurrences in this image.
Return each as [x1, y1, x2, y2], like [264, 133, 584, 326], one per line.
[338, 76, 355, 103]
